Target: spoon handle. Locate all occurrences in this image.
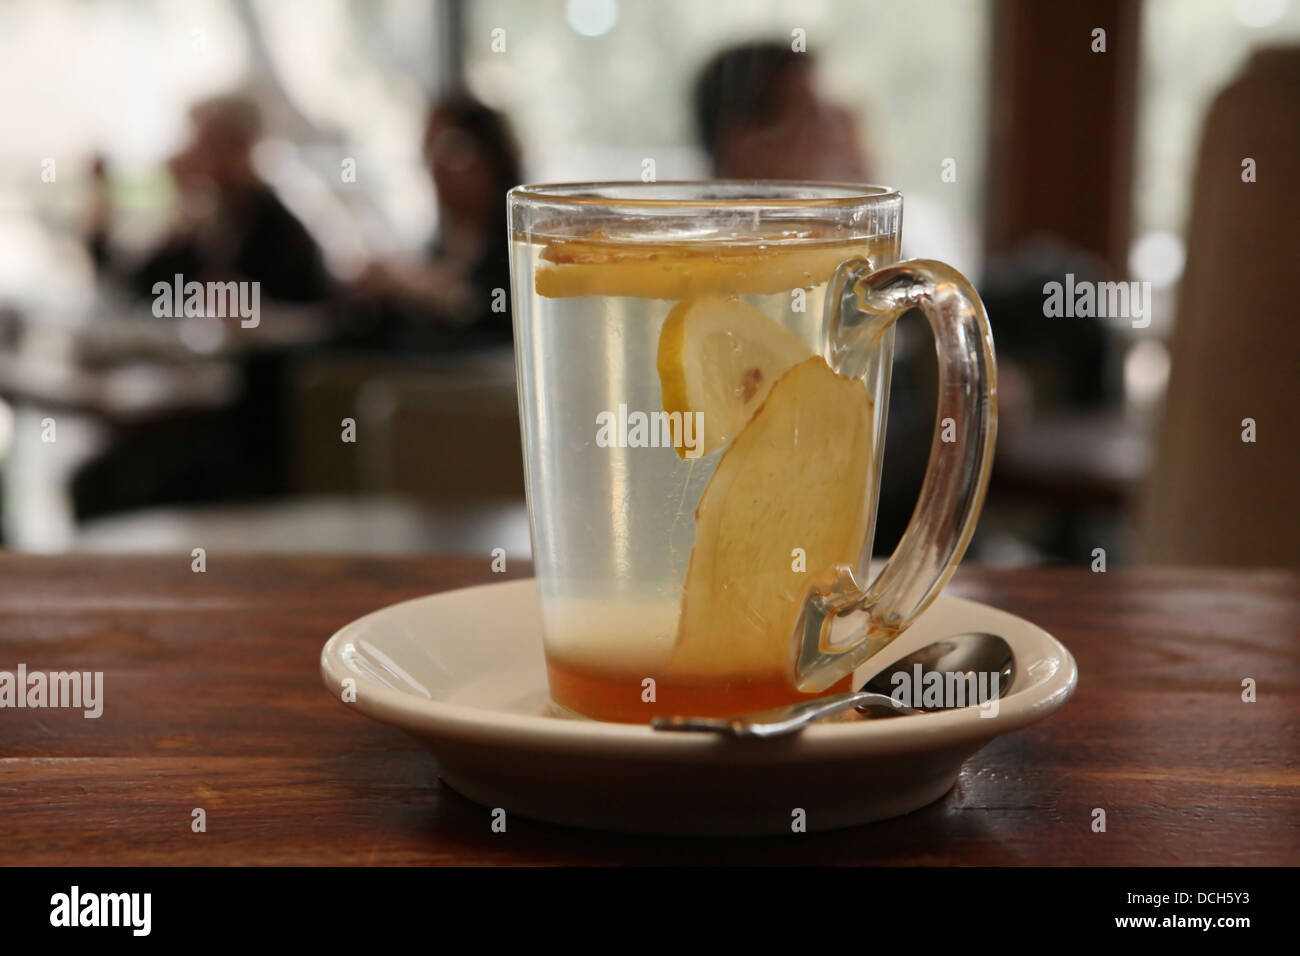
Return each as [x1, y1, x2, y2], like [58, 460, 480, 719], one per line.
[652, 690, 920, 738]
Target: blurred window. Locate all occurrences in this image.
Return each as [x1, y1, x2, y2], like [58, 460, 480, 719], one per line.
[0, 0, 448, 300]
[1132, 0, 1300, 293]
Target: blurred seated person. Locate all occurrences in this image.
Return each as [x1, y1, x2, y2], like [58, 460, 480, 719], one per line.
[693, 42, 868, 181]
[74, 93, 332, 520]
[89, 93, 332, 304]
[345, 94, 520, 350]
[693, 43, 937, 555]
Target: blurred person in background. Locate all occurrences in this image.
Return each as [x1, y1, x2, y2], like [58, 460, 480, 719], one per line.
[74, 93, 333, 520]
[693, 41, 869, 181]
[692, 42, 1119, 562]
[346, 94, 520, 350]
[88, 93, 332, 304]
[692, 42, 938, 553]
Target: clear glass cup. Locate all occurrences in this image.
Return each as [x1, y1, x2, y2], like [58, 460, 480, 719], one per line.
[508, 182, 996, 723]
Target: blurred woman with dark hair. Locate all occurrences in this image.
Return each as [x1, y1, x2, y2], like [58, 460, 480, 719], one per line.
[352, 94, 522, 348]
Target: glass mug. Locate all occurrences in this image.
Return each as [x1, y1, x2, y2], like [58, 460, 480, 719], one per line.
[508, 182, 996, 723]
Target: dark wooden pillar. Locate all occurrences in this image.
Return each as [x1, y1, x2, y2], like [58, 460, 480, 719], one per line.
[985, 0, 1141, 274]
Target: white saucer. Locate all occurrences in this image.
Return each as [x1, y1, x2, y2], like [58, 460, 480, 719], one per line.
[320, 579, 1076, 835]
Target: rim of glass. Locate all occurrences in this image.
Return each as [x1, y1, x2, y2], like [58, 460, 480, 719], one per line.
[509, 180, 901, 209]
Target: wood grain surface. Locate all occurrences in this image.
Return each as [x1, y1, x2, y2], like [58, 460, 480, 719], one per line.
[1, 554, 1296, 865]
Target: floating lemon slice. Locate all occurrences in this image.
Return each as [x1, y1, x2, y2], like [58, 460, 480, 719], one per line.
[670, 356, 874, 679]
[657, 297, 813, 458]
[535, 237, 873, 300]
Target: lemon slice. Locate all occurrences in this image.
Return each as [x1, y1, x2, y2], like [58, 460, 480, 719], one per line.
[670, 356, 874, 678]
[535, 237, 873, 300]
[657, 297, 812, 458]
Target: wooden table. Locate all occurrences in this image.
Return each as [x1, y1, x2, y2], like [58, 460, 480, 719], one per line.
[1, 555, 1296, 865]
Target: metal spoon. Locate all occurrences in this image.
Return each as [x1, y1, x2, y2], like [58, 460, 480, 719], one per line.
[651, 632, 1014, 739]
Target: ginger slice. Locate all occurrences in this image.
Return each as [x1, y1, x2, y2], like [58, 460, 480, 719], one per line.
[535, 238, 872, 300]
[670, 356, 874, 679]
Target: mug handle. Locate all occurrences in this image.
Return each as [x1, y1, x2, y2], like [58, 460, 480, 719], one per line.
[794, 258, 998, 692]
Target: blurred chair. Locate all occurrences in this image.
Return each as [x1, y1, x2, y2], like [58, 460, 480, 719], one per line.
[1138, 47, 1300, 567]
[292, 347, 525, 505]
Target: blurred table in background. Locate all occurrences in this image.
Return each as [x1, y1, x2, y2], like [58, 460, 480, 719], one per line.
[0, 297, 337, 551]
[74, 494, 530, 558]
[994, 410, 1151, 508]
[0, 298, 330, 422]
[978, 409, 1153, 566]
[0, 295, 526, 555]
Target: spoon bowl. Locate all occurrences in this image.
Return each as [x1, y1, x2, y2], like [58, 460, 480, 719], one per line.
[861, 631, 1015, 710]
[652, 632, 1015, 738]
